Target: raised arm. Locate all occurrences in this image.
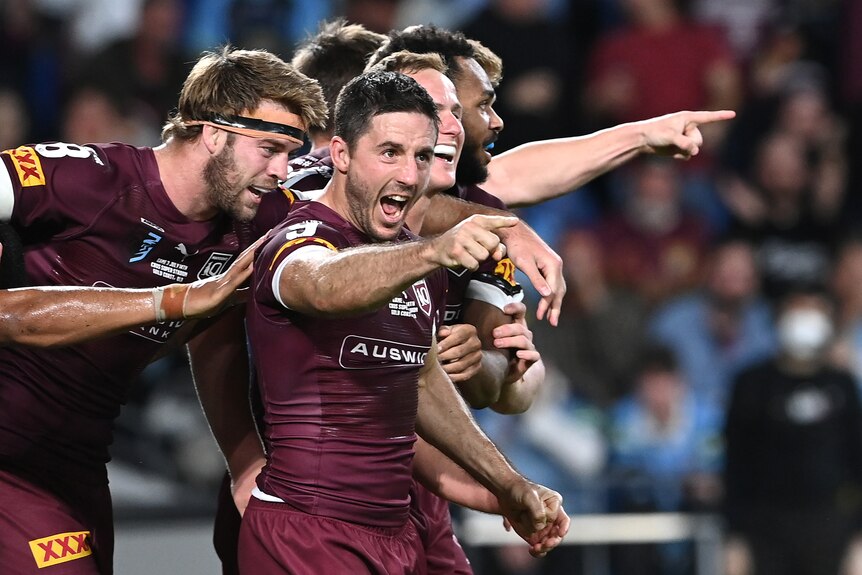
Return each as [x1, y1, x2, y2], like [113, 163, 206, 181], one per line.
[484, 110, 737, 207]
[0, 238, 260, 347]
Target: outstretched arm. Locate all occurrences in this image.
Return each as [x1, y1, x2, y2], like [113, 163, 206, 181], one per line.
[484, 110, 737, 207]
[278, 215, 514, 317]
[0, 238, 260, 347]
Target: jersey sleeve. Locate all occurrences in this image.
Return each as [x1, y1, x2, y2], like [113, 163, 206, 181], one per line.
[465, 256, 523, 311]
[0, 143, 112, 232]
[253, 217, 346, 311]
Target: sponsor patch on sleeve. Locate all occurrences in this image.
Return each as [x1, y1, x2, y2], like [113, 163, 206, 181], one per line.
[3, 146, 45, 187]
[29, 531, 92, 568]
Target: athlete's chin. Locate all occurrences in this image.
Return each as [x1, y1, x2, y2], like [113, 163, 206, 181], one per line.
[370, 222, 403, 243]
[232, 202, 259, 223]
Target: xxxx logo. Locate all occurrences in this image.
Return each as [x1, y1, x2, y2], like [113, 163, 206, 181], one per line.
[29, 531, 92, 568]
[3, 146, 46, 187]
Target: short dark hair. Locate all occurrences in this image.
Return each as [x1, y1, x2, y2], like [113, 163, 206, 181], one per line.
[636, 344, 679, 376]
[334, 70, 439, 150]
[292, 19, 387, 136]
[368, 25, 476, 83]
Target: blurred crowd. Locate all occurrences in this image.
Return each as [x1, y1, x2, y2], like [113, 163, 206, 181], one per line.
[3, 0, 862, 574]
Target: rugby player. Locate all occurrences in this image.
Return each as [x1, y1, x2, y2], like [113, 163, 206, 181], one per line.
[239, 69, 567, 574]
[0, 46, 327, 574]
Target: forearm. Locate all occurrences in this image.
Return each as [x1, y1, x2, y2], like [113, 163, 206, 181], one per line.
[0, 286, 160, 347]
[188, 308, 264, 481]
[492, 359, 545, 415]
[457, 349, 510, 409]
[416, 357, 521, 497]
[413, 436, 501, 514]
[280, 241, 440, 316]
[484, 123, 646, 207]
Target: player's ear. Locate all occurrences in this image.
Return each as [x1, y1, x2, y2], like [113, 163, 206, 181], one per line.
[330, 136, 350, 173]
[201, 125, 225, 155]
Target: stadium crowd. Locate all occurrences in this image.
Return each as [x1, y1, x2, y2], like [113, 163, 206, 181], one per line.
[2, 0, 861, 574]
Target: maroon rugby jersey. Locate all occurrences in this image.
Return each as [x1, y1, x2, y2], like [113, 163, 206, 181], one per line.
[0, 142, 240, 483]
[247, 200, 447, 528]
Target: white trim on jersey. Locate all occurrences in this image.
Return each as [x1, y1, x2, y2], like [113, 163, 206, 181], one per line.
[271, 244, 334, 309]
[465, 279, 524, 311]
[252, 486, 285, 503]
[282, 165, 330, 191]
[0, 163, 14, 221]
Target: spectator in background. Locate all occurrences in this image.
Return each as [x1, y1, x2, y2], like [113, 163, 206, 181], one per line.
[584, 0, 741, 132]
[597, 157, 711, 307]
[606, 344, 723, 575]
[0, 88, 30, 151]
[830, 236, 862, 392]
[77, 0, 189, 137]
[650, 238, 776, 407]
[533, 228, 647, 406]
[727, 131, 836, 303]
[461, 0, 579, 152]
[60, 85, 157, 146]
[720, 66, 848, 232]
[723, 285, 862, 575]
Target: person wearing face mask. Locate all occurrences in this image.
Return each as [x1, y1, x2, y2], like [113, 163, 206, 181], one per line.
[723, 284, 862, 575]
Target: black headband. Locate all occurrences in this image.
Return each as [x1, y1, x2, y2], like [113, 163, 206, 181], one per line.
[196, 112, 307, 142]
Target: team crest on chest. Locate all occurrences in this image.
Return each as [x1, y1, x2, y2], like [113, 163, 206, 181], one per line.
[388, 279, 432, 319]
[197, 251, 234, 279]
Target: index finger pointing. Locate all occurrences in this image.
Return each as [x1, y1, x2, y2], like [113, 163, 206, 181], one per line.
[687, 109, 736, 125]
[474, 215, 520, 231]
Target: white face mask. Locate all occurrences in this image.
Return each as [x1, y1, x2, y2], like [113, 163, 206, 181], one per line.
[777, 308, 833, 361]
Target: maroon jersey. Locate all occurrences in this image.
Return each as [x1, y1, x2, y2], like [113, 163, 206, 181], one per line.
[247, 200, 447, 528]
[0, 142, 240, 484]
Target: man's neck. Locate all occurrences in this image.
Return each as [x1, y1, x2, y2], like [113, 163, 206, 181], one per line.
[153, 141, 216, 221]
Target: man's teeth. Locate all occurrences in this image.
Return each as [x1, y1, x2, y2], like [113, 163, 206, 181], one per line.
[434, 144, 456, 161]
[388, 195, 408, 204]
[250, 185, 272, 195]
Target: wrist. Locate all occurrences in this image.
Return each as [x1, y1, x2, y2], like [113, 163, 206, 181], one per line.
[152, 285, 190, 321]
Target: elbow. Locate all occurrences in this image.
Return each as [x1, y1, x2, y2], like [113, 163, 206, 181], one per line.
[458, 379, 501, 410]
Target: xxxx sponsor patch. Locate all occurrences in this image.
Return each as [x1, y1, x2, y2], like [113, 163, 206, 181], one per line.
[3, 146, 45, 187]
[29, 531, 92, 568]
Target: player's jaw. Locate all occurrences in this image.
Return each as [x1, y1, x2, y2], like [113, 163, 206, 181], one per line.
[203, 145, 277, 223]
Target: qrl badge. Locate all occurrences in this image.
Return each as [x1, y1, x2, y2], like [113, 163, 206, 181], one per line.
[197, 252, 234, 280]
[412, 280, 432, 317]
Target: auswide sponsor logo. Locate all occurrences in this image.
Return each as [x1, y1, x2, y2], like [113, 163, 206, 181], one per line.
[339, 335, 429, 369]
